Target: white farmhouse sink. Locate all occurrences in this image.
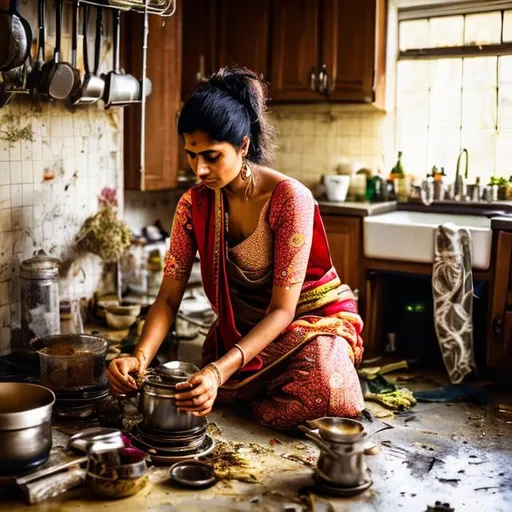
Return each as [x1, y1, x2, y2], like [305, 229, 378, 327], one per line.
[363, 211, 492, 270]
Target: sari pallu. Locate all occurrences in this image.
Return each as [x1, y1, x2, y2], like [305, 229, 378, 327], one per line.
[190, 183, 364, 393]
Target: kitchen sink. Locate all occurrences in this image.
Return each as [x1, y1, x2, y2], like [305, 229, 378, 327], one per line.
[363, 211, 492, 270]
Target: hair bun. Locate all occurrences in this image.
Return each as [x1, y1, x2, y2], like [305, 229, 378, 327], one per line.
[208, 67, 265, 122]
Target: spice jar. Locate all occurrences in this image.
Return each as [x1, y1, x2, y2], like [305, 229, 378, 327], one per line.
[19, 250, 61, 354]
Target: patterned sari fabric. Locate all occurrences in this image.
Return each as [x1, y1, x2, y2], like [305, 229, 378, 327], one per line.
[164, 179, 364, 430]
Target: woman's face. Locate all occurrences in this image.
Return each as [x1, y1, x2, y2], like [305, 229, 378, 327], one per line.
[183, 130, 247, 189]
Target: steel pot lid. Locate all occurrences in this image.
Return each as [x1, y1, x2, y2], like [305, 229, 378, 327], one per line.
[20, 250, 60, 280]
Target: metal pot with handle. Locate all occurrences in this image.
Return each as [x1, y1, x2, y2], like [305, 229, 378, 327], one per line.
[0, 383, 55, 475]
[137, 361, 206, 432]
[0, 0, 32, 73]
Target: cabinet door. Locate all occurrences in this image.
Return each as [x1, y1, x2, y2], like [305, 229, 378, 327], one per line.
[323, 0, 386, 104]
[488, 231, 512, 370]
[269, 0, 322, 101]
[322, 215, 361, 291]
[216, 0, 270, 78]
[181, 0, 217, 100]
[123, 6, 182, 190]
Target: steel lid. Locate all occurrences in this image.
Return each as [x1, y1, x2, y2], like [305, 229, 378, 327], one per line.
[20, 250, 60, 280]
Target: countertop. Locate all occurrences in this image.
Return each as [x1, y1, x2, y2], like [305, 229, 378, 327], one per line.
[318, 200, 397, 217]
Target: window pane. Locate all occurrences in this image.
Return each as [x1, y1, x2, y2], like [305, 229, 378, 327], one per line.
[463, 57, 497, 90]
[496, 130, 512, 175]
[499, 56, 512, 85]
[428, 129, 461, 176]
[400, 19, 429, 51]
[461, 130, 496, 181]
[397, 91, 430, 131]
[397, 61, 430, 92]
[430, 90, 461, 128]
[430, 59, 462, 90]
[399, 132, 428, 178]
[464, 12, 502, 45]
[462, 90, 497, 129]
[504, 10, 512, 42]
[429, 16, 464, 47]
[498, 86, 512, 129]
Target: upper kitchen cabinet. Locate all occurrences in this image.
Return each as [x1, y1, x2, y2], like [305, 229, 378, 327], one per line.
[123, 6, 182, 190]
[270, 0, 387, 106]
[323, 0, 387, 105]
[269, 0, 322, 102]
[181, 0, 270, 100]
[181, 0, 217, 100]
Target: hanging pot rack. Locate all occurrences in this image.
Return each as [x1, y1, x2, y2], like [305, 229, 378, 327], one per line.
[77, 0, 176, 18]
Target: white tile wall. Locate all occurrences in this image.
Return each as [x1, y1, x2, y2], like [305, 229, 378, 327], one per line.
[269, 104, 394, 187]
[0, 100, 123, 355]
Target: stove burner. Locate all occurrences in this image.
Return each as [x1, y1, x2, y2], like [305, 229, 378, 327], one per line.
[313, 473, 373, 496]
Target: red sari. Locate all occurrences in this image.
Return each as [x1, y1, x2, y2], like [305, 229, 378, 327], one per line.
[164, 179, 364, 430]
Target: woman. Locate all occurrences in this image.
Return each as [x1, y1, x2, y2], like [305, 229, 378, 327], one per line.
[107, 67, 364, 431]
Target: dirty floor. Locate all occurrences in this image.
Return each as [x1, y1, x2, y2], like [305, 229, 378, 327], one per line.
[0, 337, 510, 511]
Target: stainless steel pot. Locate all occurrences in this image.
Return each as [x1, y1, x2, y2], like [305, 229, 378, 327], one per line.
[138, 362, 205, 432]
[0, 383, 55, 475]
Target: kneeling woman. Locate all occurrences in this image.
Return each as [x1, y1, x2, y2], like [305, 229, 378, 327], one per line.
[107, 67, 365, 430]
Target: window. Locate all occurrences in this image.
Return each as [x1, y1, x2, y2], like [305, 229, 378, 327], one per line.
[396, 7, 512, 183]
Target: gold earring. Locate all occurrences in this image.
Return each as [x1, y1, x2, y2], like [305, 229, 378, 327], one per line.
[241, 157, 252, 181]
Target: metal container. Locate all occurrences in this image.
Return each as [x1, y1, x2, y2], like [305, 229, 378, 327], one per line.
[30, 334, 108, 392]
[0, 383, 55, 475]
[19, 250, 61, 355]
[138, 361, 205, 432]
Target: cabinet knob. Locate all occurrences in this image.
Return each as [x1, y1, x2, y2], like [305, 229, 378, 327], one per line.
[309, 67, 317, 93]
[318, 65, 330, 95]
[492, 316, 503, 340]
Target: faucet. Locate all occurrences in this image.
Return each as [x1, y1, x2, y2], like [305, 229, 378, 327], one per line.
[454, 148, 469, 200]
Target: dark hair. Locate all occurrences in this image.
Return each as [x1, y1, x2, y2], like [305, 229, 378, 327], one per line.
[177, 67, 276, 166]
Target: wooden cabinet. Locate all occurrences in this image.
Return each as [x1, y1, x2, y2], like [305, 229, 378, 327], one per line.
[123, 6, 182, 190]
[181, 0, 217, 100]
[181, 0, 270, 100]
[269, 0, 322, 102]
[270, 0, 387, 105]
[487, 231, 512, 372]
[322, 215, 361, 291]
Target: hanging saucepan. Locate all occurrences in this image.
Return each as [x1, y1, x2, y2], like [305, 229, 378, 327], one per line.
[39, 0, 75, 100]
[71, 4, 105, 105]
[102, 9, 140, 108]
[68, 0, 82, 100]
[0, 0, 32, 73]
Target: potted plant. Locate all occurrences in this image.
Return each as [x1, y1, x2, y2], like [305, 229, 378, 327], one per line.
[488, 176, 508, 201]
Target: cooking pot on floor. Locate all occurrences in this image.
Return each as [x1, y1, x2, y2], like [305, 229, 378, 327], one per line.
[0, 383, 55, 475]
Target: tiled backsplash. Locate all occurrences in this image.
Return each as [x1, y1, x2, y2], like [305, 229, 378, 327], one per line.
[0, 100, 122, 355]
[270, 104, 394, 188]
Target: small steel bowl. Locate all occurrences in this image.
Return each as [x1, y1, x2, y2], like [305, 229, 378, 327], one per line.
[169, 460, 216, 489]
[88, 447, 147, 480]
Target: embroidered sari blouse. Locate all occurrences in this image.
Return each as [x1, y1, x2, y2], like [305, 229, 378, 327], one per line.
[164, 179, 315, 290]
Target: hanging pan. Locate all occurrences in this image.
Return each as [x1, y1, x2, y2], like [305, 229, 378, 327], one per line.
[39, 0, 75, 100]
[0, 0, 32, 72]
[71, 4, 105, 105]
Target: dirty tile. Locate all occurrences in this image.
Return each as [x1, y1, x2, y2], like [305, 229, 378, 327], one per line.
[0, 162, 9, 184]
[11, 208, 24, 231]
[9, 141, 22, 161]
[21, 161, 33, 184]
[0, 140, 10, 162]
[10, 184, 22, 208]
[9, 161, 22, 184]
[0, 327, 11, 355]
[0, 280, 11, 306]
[0, 210, 11, 233]
[0, 185, 10, 209]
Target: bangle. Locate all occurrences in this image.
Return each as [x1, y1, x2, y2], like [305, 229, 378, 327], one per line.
[205, 363, 223, 387]
[233, 343, 246, 369]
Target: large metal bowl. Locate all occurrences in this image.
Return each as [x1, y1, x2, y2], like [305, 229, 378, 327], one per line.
[0, 383, 55, 475]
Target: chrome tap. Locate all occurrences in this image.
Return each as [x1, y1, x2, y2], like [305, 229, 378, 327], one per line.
[454, 148, 469, 200]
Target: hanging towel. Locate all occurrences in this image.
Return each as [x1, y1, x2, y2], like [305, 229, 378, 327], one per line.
[432, 223, 476, 383]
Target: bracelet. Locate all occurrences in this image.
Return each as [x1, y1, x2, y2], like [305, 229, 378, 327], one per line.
[205, 363, 223, 387]
[233, 343, 246, 369]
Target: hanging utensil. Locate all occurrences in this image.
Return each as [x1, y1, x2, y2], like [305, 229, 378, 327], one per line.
[0, 0, 32, 72]
[139, 0, 150, 184]
[26, 0, 45, 94]
[39, 0, 75, 100]
[68, 0, 82, 100]
[71, 4, 105, 105]
[102, 9, 141, 108]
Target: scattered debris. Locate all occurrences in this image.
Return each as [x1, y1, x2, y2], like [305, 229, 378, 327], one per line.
[206, 422, 223, 436]
[269, 436, 283, 446]
[426, 502, 454, 512]
[437, 478, 460, 486]
[475, 486, 500, 491]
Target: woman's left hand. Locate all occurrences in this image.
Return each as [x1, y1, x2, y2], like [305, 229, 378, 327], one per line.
[174, 367, 220, 417]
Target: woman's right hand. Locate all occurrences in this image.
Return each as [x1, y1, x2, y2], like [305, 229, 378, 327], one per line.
[107, 355, 144, 395]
